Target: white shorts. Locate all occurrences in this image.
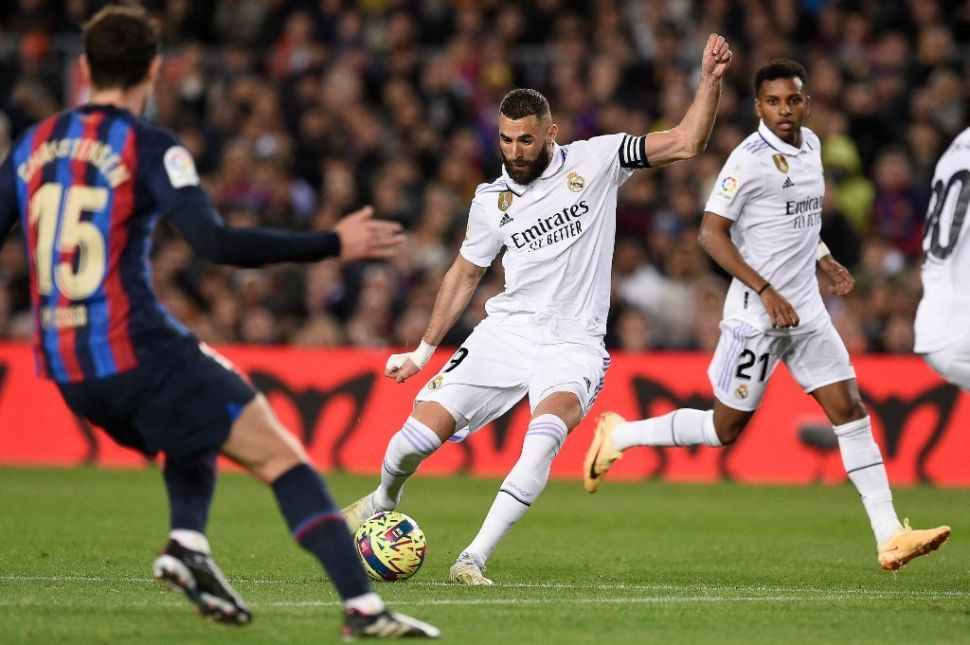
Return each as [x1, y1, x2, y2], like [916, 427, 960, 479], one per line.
[708, 319, 856, 412]
[922, 343, 970, 391]
[415, 318, 611, 441]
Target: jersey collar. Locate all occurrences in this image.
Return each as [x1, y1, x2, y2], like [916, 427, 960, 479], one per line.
[757, 120, 809, 156]
[502, 142, 565, 194]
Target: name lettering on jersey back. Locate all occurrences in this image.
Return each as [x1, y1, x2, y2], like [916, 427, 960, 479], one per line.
[41, 304, 88, 330]
[785, 194, 823, 230]
[17, 138, 131, 188]
[510, 200, 589, 251]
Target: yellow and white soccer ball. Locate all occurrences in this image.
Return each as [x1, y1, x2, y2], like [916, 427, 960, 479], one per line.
[353, 511, 427, 581]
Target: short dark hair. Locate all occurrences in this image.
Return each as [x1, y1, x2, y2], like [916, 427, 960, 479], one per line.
[753, 58, 808, 94]
[83, 6, 159, 90]
[499, 88, 551, 121]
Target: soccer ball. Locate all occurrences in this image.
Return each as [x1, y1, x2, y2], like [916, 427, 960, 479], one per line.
[353, 511, 427, 581]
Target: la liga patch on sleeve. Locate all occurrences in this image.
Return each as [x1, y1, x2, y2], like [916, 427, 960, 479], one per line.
[716, 175, 739, 201]
[163, 146, 200, 188]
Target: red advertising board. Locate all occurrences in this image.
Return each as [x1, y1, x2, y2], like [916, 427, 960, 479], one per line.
[1, 342, 968, 486]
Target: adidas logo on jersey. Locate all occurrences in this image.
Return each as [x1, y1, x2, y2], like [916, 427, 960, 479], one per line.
[782, 177, 795, 189]
[499, 213, 514, 227]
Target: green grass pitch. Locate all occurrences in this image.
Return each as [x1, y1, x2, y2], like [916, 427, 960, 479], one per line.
[1, 467, 966, 644]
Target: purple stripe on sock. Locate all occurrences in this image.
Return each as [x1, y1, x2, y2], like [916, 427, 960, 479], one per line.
[403, 421, 440, 453]
[401, 425, 436, 455]
[292, 511, 344, 541]
[528, 421, 567, 434]
[527, 424, 566, 436]
[527, 425, 567, 441]
[527, 430, 566, 444]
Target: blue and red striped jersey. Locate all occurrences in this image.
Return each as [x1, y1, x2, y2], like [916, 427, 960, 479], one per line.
[0, 105, 205, 382]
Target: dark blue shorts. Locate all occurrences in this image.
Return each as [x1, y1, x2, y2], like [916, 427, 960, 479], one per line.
[57, 338, 257, 460]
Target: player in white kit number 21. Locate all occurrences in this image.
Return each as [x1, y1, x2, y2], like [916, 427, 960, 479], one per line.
[585, 59, 950, 571]
[342, 35, 732, 585]
[915, 127, 970, 391]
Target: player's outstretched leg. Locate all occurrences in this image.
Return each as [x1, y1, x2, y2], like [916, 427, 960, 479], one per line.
[342, 609, 441, 639]
[343, 415, 444, 532]
[450, 413, 568, 585]
[877, 520, 951, 571]
[583, 412, 625, 493]
[153, 535, 252, 625]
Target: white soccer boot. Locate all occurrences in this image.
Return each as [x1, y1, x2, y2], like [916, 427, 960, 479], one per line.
[342, 493, 382, 533]
[448, 551, 493, 586]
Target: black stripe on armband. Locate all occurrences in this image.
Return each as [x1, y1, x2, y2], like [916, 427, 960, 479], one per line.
[619, 135, 650, 169]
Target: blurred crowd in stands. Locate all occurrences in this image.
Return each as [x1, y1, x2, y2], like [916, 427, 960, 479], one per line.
[0, 0, 968, 354]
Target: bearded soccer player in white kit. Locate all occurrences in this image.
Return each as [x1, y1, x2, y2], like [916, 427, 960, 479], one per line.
[584, 58, 950, 571]
[915, 127, 970, 390]
[342, 34, 732, 585]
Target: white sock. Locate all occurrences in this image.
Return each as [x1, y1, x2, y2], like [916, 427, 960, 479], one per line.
[169, 529, 210, 554]
[375, 417, 442, 509]
[612, 409, 721, 449]
[465, 414, 567, 561]
[342, 592, 385, 615]
[834, 416, 901, 545]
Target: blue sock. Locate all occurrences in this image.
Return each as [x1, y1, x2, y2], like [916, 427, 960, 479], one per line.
[272, 463, 371, 600]
[163, 452, 217, 533]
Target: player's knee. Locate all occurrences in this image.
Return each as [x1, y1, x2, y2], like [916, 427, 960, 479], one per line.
[827, 398, 867, 427]
[223, 399, 309, 483]
[713, 420, 744, 445]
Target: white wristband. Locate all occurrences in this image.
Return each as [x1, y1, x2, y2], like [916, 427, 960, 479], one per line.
[411, 340, 437, 369]
[816, 241, 831, 262]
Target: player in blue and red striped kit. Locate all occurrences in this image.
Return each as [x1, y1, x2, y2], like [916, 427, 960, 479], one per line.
[0, 6, 438, 639]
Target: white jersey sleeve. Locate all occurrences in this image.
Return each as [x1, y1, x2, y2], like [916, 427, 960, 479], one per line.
[585, 133, 650, 187]
[459, 191, 504, 268]
[704, 148, 765, 220]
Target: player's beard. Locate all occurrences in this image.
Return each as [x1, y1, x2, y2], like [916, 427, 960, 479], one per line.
[502, 144, 551, 185]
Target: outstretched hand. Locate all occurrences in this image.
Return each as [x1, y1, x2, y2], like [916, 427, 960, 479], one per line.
[701, 33, 732, 79]
[334, 206, 406, 262]
[818, 254, 855, 296]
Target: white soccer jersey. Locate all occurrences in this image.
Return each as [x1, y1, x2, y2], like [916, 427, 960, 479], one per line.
[704, 120, 828, 334]
[460, 134, 648, 341]
[914, 127, 970, 353]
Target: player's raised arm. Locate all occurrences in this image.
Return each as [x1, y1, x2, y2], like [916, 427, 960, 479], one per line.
[698, 211, 800, 329]
[643, 33, 732, 167]
[385, 254, 486, 383]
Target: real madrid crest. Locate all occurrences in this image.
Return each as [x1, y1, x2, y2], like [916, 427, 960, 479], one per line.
[427, 375, 444, 390]
[734, 383, 749, 400]
[771, 153, 789, 174]
[567, 171, 585, 192]
[498, 190, 513, 212]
